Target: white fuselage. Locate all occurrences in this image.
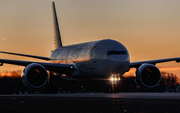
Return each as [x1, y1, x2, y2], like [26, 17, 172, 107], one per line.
[50, 39, 130, 79]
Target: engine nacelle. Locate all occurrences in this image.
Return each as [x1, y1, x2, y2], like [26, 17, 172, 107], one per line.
[135, 64, 161, 88]
[22, 63, 49, 89]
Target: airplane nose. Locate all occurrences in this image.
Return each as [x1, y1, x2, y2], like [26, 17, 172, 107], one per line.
[106, 55, 130, 76]
[114, 56, 130, 72]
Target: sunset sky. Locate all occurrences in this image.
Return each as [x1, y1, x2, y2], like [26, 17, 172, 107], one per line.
[0, 0, 180, 79]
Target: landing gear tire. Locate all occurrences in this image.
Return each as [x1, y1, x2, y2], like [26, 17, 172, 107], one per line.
[43, 85, 51, 94]
[104, 82, 118, 93]
[43, 71, 60, 94]
[112, 84, 118, 93]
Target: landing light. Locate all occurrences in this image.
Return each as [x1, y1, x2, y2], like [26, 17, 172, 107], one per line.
[110, 74, 120, 81]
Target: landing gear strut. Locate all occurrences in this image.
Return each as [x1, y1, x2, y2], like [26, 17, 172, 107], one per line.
[43, 71, 61, 94]
[108, 80, 118, 93]
[106, 74, 120, 93]
[104, 79, 119, 93]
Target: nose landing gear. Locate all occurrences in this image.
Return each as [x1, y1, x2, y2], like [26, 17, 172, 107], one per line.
[108, 74, 120, 93]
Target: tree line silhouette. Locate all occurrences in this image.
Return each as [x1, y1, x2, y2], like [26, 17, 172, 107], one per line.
[0, 70, 179, 86]
[119, 71, 179, 92]
[0, 70, 22, 78]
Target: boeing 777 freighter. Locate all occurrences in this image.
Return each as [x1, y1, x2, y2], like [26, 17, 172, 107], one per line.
[0, 2, 180, 91]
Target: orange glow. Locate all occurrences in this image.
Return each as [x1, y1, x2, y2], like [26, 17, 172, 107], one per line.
[35, 69, 40, 73]
[0, 1, 180, 74]
[62, 74, 66, 77]
[72, 59, 89, 63]
[124, 68, 136, 77]
[0, 70, 22, 78]
[159, 67, 180, 70]
[50, 58, 89, 64]
[49, 61, 61, 64]
[125, 67, 180, 82]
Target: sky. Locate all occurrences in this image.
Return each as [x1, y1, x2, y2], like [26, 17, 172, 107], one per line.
[0, 0, 180, 79]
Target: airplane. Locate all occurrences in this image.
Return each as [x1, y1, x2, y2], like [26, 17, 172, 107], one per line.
[0, 2, 180, 91]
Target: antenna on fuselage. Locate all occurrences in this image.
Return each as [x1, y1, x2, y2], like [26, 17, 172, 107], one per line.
[52, 2, 62, 48]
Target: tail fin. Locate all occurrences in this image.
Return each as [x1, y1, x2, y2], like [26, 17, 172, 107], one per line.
[52, 2, 62, 48]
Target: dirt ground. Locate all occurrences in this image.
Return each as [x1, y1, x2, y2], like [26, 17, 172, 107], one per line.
[0, 96, 179, 113]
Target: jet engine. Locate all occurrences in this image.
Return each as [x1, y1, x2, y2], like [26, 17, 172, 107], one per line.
[135, 64, 161, 88]
[22, 63, 49, 89]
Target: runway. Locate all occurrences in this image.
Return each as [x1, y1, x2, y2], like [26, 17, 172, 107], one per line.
[0, 93, 180, 112]
[1, 93, 180, 99]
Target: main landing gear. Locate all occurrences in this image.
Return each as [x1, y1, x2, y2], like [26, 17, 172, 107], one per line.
[43, 71, 61, 94]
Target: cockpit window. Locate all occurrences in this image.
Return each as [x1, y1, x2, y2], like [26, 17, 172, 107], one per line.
[107, 51, 128, 56]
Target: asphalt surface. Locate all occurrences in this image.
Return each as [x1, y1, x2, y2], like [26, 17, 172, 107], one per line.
[1, 92, 180, 99]
[0, 93, 180, 113]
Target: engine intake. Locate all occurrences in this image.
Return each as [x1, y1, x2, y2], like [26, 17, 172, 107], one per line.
[135, 64, 161, 88]
[22, 63, 49, 89]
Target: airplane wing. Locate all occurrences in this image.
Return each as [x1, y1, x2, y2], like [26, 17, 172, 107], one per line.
[0, 59, 75, 74]
[0, 51, 51, 60]
[130, 57, 180, 68]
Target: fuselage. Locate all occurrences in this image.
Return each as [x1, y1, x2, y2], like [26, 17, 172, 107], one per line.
[50, 39, 130, 79]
